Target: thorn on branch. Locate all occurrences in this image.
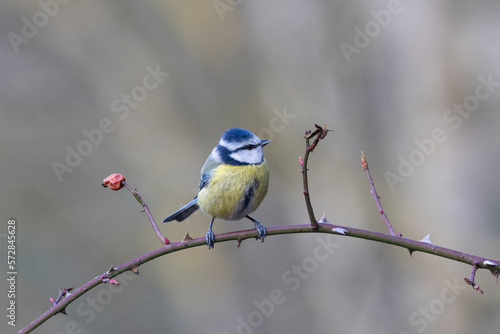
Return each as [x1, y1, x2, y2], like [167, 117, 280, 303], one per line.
[101, 266, 115, 283]
[182, 231, 194, 242]
[483, 260, 500, 282]
[489, 269, 500, 283]
[420, 234, 433, 245]
[332, 227, 348, 235]
[483, 260, 498, 266]
[50, 287, 73, 315]
[107, 265, 117, 275]
[131, 266, 141, 276]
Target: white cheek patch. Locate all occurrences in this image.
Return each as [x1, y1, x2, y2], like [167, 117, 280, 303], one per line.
[230, 147, 263, 164]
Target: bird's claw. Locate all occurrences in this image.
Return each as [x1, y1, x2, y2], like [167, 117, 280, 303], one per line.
[254, 221, 267, 243]
[206, 229, 215, 249]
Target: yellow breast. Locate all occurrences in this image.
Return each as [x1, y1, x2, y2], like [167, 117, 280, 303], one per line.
[197, 160, 269, 220]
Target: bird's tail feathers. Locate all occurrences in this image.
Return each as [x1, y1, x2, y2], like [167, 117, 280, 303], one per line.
[162, 198, 199, 222]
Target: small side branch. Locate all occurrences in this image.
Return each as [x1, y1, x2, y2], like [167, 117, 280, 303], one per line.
[300, 124, 333, 229]
[465, 263, 484, 294]
[361, 151, 398, 237]
[48, 287, 73, 315]
[102, 173, 169, 246]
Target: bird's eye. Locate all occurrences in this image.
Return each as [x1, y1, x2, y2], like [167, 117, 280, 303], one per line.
[244, 144, 256, 150]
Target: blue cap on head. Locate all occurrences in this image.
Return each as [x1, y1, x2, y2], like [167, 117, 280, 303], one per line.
[221, 128, 255, 143]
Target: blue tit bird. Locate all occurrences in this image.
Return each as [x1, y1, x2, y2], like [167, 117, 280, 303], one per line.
[163, 128, 270, 249]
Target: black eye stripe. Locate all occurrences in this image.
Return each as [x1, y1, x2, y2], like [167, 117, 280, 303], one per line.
[233, 144, 259, 152]
[238, 144, 258, 151]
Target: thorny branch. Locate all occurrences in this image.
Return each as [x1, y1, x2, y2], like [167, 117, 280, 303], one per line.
[19, 124, 500, 333]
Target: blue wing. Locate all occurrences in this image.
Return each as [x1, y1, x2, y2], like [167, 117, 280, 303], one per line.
[164, 151, 220, 223]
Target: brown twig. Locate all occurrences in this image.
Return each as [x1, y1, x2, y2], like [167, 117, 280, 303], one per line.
[122, 181, 169, 245]
[361, 151, 398, 236]
[300, 124, 333, 229]
[465, 262, 484, 294]
[102, 173, 169, 246]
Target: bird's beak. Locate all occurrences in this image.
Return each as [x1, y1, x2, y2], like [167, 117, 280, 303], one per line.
[260, 139, 270, 147]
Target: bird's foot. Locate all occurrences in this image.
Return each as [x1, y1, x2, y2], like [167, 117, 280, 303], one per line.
[254, 221, 267, 243]
[206, 229, 215, 249]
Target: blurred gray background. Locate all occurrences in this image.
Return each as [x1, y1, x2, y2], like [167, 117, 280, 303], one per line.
[2, 1, 500, 333]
